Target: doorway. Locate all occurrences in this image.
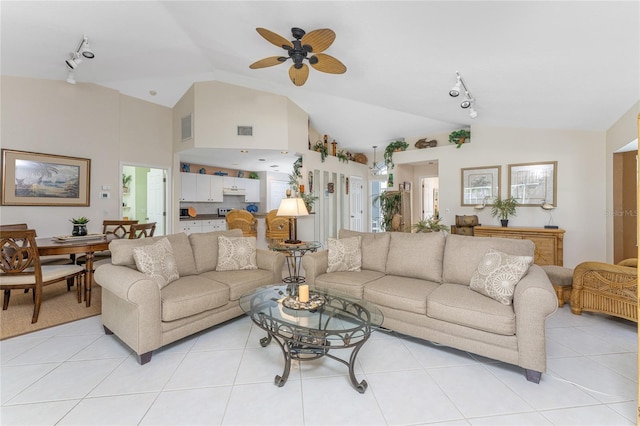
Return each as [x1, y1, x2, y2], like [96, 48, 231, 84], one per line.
[349, 176, 364, 231]
[420, 177, 440, 219]
[121, 164, 168, 236]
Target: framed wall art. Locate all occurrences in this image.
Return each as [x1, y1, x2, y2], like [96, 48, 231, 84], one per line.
[461, 165, 500, 206]
[1, 149, 91, 206]
[508, 161, 557, 206]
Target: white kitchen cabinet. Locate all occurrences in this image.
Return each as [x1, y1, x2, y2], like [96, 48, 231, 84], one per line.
[243, 178, 260, 203]
[195, 174, 223, 202]
[223, 176, 241, 190]
[179, 220, 201, 235]
[180, 173, 197, 201]
[180, 219, 227, 234]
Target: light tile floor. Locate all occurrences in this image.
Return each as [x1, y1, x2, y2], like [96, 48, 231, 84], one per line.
[1, 307, 637, 425]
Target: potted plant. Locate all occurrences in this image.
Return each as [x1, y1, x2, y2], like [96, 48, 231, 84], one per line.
[412, 215, 450, 233]
[122, 174, 132, 193]
[301, 192, 319, 213]
[372, 191, 403, 231]
[69, 216, 90, 236]
[448, 129, 471, 148]
[384, 140, 409, 169]
[490, 196, 518, 227]
[311, 141, 328, 162]
[337, 150, 349, 163]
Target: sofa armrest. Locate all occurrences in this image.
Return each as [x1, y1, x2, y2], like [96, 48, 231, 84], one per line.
[94, 264, 162, 355]
[513, 264, 558, 372]
[301, 251, 328, 286]
[256, 249, 286, 281]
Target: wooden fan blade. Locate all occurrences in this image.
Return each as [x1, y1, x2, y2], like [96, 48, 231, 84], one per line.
[300, 29, 336, 53]
[309, 53, 347, 74]
[256, 28, 293, 50]
[249, 56, 287, 69]
[289, 64, 309, 86]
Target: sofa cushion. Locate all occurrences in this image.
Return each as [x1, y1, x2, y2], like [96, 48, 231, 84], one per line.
[189, 229, 243, 273]
[132, 238, 179, 289]
[110, 232, 198, 276]
[470, 249, 533, 305]
[386, 232, 445, 282]
[314, 270, 385, 298]
[339, 229, 390, 273]
[327, 236, 362, 272]
[201, 269, 276, 300]
[161, 275, 229, 322]
[216, 236, 258, 271]
[442, 234, 535, 286]
[364, 275, 439, 315]
[427, 283, 516, 336]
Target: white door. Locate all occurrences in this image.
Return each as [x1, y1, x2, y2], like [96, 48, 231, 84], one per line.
[147, 168, 166, 235]
[349, 176, 364, 231]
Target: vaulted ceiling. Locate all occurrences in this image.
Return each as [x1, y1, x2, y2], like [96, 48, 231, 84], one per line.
[2, 1, 638, 169]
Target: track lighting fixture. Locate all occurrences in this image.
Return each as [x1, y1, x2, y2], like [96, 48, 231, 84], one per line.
[64, 36, 95, 83]
[448, 71, 478, 119]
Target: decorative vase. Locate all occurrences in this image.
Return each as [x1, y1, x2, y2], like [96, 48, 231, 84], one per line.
[500, 219, 509, 227]
[72, 224, 88, 236]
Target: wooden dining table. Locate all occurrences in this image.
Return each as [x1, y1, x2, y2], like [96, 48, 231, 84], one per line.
[36, 235, 115, 307]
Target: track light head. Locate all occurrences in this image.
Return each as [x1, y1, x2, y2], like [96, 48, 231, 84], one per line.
[449, 80, 461, 97]
[460, 97, 472, 109]
[65, 53, 82, 69]
[469, 106, 478, 119]
[80, 37, 95, 59]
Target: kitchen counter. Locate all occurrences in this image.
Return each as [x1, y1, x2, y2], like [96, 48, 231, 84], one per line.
[179, 213, 266, 221]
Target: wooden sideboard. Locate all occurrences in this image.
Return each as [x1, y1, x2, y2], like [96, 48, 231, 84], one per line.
[473, 226, 566, 266]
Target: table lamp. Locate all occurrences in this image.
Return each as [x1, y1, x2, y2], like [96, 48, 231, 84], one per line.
[276, 197, 309, 244]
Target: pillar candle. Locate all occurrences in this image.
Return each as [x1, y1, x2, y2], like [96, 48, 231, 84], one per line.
[298, 285, 309, 303]
[299, 184, 305, 193]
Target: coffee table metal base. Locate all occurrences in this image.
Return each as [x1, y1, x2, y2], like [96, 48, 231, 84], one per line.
[255, 314, 369, 393]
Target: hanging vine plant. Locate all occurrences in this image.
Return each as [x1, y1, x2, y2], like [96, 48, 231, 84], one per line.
[292, 156, 303, 179]
[384, 140, 409, 169]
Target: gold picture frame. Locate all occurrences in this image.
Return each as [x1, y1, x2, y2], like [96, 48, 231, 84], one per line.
[2, 149, 91, 206]
[461, 165, 500, 206]
[508, 161, 557, 206]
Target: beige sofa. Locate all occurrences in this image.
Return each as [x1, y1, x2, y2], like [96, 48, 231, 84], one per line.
[94, 229, 285, 364]
[301, 230, 558, 383]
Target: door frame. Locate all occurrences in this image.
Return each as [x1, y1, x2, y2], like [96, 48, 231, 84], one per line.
[120, 161, 171, 236]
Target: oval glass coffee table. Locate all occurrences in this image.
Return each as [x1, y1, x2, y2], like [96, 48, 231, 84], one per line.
[239, 284, 383, 393]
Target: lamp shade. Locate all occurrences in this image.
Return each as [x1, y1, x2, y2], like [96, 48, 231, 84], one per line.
[276, 197, 309, 217]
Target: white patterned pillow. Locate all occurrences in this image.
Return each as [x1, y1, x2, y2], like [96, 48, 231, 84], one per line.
[470, 249, 533, 305]
[132, 238, 179, 289]
[327, 236, 362, 273]
[216, 236, 258, 271]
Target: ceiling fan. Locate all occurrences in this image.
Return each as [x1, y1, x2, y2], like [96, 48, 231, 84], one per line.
[249, 27, 347, 86]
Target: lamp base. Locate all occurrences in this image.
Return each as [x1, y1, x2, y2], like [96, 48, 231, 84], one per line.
[284, 239, 302, 245]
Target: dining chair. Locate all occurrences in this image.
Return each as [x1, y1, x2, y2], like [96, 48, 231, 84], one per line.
[0, 223, 75, 265]
[0, 229, 85, 323]
[265, 209, 289, 245]
[77, 219, 139, 265]
[225, 210, 258, 237]
[129, 222, 157, 239]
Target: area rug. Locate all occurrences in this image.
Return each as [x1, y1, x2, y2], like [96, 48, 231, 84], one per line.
[0, 281, 102, 340]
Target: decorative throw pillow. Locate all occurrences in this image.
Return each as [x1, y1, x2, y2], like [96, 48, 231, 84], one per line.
[469, 249, 533, 305]
[132, 238, 179, 289]
[216, 236, 258, 271]
[327, 236, 362, 273]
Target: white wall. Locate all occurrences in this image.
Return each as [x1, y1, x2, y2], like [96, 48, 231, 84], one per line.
[393, 125, 606, 268]
[0, 76, 173, 237]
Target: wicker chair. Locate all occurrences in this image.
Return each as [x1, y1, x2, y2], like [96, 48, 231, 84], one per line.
[570, 258, 637, 322]
[225, 210, 257, 237]
[265, 209, 289, 245]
